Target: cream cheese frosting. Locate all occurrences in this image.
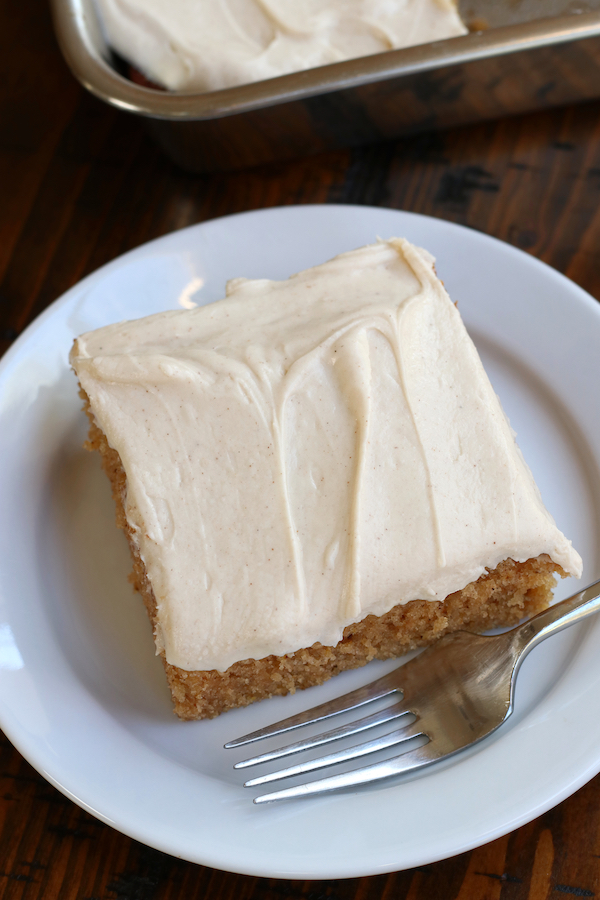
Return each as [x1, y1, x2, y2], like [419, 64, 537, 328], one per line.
[70, 239, 582, 672]
[94, 0, 468, 92]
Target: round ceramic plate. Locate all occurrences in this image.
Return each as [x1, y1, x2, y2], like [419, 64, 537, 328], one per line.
[0, 205, 599, 879]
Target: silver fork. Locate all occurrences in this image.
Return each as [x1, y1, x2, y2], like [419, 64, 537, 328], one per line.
[225, 578, 600, 803]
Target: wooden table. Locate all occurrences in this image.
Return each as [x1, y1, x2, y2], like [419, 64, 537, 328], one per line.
[2, 1, 600, 897]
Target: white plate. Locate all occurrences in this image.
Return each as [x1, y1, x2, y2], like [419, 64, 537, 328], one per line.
[0, 205, 599, 880]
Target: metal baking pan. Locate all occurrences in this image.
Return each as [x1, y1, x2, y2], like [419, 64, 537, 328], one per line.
[50, 0, 600, 172]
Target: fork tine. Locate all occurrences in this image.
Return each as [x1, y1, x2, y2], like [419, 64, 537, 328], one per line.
[252, 740, 440, 804]
[234, 701, 414, 769]
[224, 669, 402, 749]
[244, 721, 426, 787]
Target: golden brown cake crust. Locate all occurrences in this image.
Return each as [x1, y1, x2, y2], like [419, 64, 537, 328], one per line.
[79, 388, 565, 720]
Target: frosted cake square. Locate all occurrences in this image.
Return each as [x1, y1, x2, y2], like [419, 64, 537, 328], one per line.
[70, 239, 581, 718]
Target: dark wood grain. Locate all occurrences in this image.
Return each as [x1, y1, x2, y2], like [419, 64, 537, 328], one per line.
[1, 1, 599, 897]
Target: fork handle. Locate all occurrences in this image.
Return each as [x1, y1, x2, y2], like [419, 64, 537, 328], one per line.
[512, 577, 600, 662]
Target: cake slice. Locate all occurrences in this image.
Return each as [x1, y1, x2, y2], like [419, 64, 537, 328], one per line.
[70, 238, 582, 719]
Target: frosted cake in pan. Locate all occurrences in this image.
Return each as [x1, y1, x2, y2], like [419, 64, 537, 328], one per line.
[94, 0, 468, 92]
